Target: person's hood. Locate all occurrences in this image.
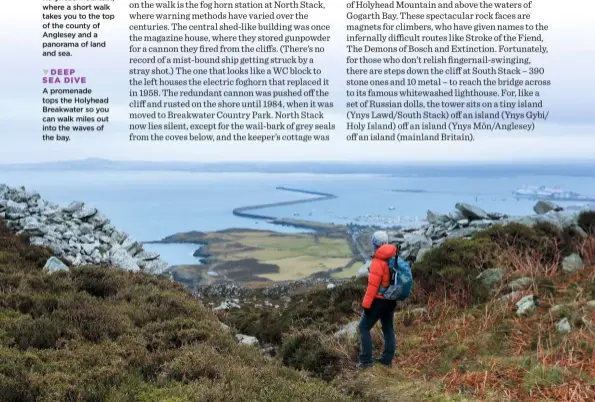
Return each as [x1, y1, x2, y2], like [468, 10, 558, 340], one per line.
[374, 244, 397, 260]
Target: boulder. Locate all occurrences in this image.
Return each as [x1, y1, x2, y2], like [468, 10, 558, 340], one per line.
[550, 304, 568, 314]
[448, 210, 465, 221]
[508, 277, 533, 291]
[109, 247, 140, 271]
[516, 295, 537, 316]
[403, 233, 432, 255]
[537, 211, 578, 229]
[334, 321, 359, 339]
[135, 251, 160, 261]
[498, 291, 521, 303]
[236, 334, 259, 346]
[415, 247, 431, 262]
[556, 318, 571, 334]
[476, 268, 505, 288]
[533, 200, 562, 215]
[446, 227, 478, 239]
[43, 256, 69, 273]
[487, 212, 505, 220]
[73, 207, 98, 220]
[561, 253, 584, 273]
[455, 203, 489, 220]
[427, 210, 449, 224]
[22, 217, 45, 235]
[62, 201, 84, 214]
[6, 200, 28, 215]
[469, 219, 493, 228]
[141, 259, 169, 275]
[110, 230, 128, 244]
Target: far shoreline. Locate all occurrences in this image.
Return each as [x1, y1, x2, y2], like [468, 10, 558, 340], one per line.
[142, 186, 401, 284]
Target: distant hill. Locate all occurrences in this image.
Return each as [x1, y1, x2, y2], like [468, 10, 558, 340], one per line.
[2, 158, 595, 177]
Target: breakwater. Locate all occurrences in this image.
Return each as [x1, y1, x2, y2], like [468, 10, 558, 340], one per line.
[232, 187, 337, 222]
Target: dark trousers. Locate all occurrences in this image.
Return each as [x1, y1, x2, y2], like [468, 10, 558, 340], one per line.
[358, 298, 397, 365]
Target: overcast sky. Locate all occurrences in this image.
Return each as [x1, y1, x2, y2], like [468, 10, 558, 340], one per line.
[0, 0, 593, 163]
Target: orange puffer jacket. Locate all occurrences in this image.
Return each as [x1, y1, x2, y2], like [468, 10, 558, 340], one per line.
[362, 244, 397, 309]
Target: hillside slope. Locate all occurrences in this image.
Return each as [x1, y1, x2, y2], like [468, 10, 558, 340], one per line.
[0, 218, 375, 402]
[215, 218, 595, 402]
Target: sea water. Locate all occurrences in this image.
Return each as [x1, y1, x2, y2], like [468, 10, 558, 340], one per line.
[2, 170, 594, 265]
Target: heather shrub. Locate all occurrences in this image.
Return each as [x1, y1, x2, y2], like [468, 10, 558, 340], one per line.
[280, 330, 346, 381]
[0, 219, 372, 402]
[578, 210, 595, 234]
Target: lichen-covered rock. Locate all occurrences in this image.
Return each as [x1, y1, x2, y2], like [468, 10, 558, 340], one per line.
[508, 277, 534, 291]
[556, 318, 571, 334]
[43, 256, 69, 273]
[109, 247, 140, 271]
[455, 203, 489, 220]
[62, 201, 84, 214]
[476, 268, 505, 288]
[516, 295, 537, 316]
[236, 334, 259, 346]
[561, 253, 584, 273]
[142, 259, 169, 275]
[73, 207, 98, 220]
[498, 291, 521, 303]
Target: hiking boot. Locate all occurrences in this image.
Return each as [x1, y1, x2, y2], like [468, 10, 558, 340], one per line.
[375, 358, 392, 368]
[356, 362, 374, 369]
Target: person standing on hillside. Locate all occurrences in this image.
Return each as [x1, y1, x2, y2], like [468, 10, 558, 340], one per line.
[357, 230, 398, 369]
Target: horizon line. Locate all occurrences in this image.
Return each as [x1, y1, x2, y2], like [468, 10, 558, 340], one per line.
[2, 157, 595, 166]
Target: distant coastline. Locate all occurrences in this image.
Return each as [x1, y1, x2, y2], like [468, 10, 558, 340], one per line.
[3, 158, 595, 177]
[232, 187, 337, 230]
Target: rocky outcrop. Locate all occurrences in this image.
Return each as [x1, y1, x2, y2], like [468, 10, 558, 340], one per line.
[0, 184, 169, 275]
[384, 201, 583, 263]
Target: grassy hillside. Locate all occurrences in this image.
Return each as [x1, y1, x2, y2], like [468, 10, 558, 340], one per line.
[217, 218, 595, 401]
[0, 219, 374, 402]
[2, 214, 595, 401]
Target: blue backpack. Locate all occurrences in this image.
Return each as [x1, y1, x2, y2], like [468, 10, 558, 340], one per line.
[377, 255, 413, 301]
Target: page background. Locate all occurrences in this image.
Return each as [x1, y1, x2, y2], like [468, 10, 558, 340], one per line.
[1, 0, 594, 163]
